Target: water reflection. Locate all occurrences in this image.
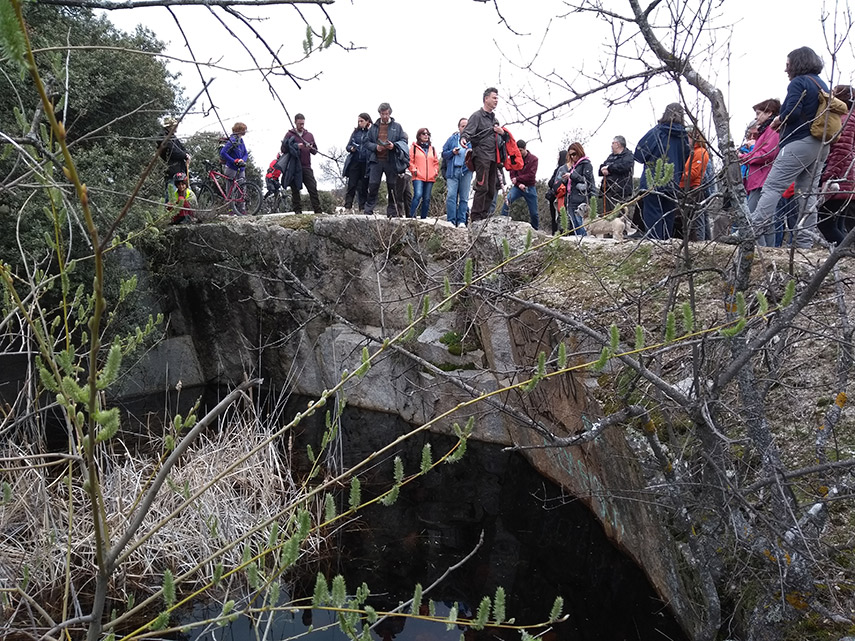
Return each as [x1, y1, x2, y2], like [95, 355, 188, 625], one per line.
[173, 400, 688, 641]
[177, 599, 478, 641]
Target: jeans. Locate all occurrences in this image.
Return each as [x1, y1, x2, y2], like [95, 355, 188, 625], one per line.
[409, 180, 434, 219]
[446, 168, 472, 226]
[749, 136, 828, 248]
[501, 184, 539, 229]
[566, 201, 587, 236]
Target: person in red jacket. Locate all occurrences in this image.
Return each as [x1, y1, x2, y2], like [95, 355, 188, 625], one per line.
[500, 140, 539, 229]
[408, 128, 440, 219]
[818, 85, 855, 244]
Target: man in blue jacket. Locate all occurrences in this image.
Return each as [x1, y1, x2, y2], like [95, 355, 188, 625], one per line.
[441, 118, 472, 227]
[363, 103, 408, 217]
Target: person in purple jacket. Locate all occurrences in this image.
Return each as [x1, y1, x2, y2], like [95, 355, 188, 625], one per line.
[219, 122, 249, 215]
[283, 113, 323, 214]
[747, 46, 830, 247]
[500, 140, 539, 229]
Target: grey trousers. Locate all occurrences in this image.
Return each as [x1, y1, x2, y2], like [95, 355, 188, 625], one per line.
[748, 136, 829, 248]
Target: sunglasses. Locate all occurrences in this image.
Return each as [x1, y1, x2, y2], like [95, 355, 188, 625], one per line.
[421, 132, 431, 136]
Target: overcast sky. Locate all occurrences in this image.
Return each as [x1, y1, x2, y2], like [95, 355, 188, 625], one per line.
[107, 0, 854, 187]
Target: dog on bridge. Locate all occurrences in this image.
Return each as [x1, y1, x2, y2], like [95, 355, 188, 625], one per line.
[578, 203, 639, 241]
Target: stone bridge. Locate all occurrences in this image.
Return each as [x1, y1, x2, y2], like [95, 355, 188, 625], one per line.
[120, 214, 708, 641]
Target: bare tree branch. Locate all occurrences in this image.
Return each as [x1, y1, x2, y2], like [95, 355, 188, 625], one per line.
[35, 0, 331, 9]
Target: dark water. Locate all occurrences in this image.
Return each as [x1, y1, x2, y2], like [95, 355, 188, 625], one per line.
[172, 399, 688, 641]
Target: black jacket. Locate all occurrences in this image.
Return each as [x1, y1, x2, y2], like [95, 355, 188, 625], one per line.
[564, 157, 596, 211]
[278, 136, 303, 189]
[598, 147, 635, 201]
[343, 126, 371, 178]
[159, 133, 189, 179]
[462, 108, 506, 161]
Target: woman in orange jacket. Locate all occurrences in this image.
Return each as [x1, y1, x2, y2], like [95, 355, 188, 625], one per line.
[409, 128, 440, 219]
[680, 126, 711, 240]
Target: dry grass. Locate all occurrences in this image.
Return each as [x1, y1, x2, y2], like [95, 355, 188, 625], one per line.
[0, 404, 320, 621]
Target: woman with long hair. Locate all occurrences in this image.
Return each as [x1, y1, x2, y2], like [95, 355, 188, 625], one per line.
[558, 142, 595, 235]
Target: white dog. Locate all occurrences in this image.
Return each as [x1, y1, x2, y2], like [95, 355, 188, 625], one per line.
[583, 211, 639, 241]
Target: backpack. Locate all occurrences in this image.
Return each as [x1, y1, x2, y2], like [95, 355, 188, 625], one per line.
[217, 136, 236, 164]
[498, 128, 525, 171]
[810, 77, 848, 143]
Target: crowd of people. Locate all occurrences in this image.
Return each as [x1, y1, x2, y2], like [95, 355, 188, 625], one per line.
[158, 45, 855, 247]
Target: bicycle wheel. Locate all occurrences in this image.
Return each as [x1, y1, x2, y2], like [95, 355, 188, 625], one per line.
[196, 185, 223, 221]
[243, 182, 263, 215]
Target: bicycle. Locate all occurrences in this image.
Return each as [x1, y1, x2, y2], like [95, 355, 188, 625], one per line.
[195, 160, 262, 218]
[260, 182, 291, 215]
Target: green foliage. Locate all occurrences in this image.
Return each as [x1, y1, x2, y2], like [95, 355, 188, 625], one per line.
[1, 7, 180, 274]
[681, 302, 694, 334]
[757, 290, 769, 315]
[782, 279, 796, 306]
[736, 292, 746, 317]
[313, 573, 329, 606]
[0, 0, 27, 73]
[644, 157, 675, 189]
[492, 586, 506, 624]
[721, 318, 746, 338]
[635, 325, 645, 351]
[364, 605, 378, 624]
[349, 477, 361, 510]
[297, 508, 311, 539]
[609, 324, 620, 352]
[557, 341, 567, 370]
[474, 596, 491, 630]
[592, 346, 610, 372]
[548, 596, 564, 622]
[464, 258, 473, 285]
[93, 407, 120, 443]
[150, 611, 170, 630]
[420, 443, 432, 473]
[279, 533, 300, 568]
[665, 311, 676, 343]
[356, 346, 371, 377]
[303, 25, 313, 55]
[161, 569, 175, 608]
[411, 583, 423, 614]
[331, 574, 347, 608]
[446, 418, 473, 464]
[502, 238, 511, 261]
[324, 493, 336, 522]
